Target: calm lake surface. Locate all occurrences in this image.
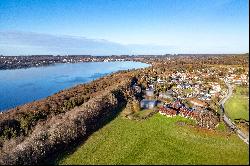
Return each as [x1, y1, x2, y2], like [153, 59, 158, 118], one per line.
[0, 61, 150, 112]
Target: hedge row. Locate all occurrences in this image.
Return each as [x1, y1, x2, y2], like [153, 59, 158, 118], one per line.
[0, 71, 135, 141]
[0, 84, 129, 165]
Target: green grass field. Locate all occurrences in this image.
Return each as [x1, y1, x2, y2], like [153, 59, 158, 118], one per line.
[58, 114, 249, 165]
[224, 86, 249, 121]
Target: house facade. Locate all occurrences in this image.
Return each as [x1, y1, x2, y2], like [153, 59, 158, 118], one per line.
[140, 99, 157, 109]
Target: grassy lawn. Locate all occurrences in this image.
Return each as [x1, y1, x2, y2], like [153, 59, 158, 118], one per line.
[131, 109, 155, 119]
[224, 86, 249, 121]
[215, 122, 228, 132]
[58, 114, 249, 165]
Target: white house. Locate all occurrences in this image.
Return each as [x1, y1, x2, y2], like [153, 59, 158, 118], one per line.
[140, 99, 157, 109]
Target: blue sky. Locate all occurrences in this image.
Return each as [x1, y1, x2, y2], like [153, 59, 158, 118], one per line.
[0, 0, 249, 55]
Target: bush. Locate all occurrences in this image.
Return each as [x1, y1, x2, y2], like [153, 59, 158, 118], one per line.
[0, 72, 134, 141]
[0, 79, 131, 165]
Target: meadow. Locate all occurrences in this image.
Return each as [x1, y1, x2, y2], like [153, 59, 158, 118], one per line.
[224, 86, 249, 121]
[59, 113, 249, 165]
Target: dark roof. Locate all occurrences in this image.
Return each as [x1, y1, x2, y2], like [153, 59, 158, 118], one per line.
[141, 99, 157, 103]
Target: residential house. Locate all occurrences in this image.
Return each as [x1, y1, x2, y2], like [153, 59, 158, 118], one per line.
[157, 78, 165, 84]
[145, 89, 154, 97]
[140, 99, 157, 109]
[187, 98, 208, 108]
[159, 92, 172, 99]
[159, 107, 178, 117]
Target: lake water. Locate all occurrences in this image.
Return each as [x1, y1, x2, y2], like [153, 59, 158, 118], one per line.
[0, 61, 150, 112]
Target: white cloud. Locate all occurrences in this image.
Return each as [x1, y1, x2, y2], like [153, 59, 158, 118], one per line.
[0, 31, 179, 55]
[0, 31, 131, 55]
[0, 31, 246, 55]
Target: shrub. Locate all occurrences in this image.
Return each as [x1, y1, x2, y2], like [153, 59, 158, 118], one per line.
[0, 77, 132, 165]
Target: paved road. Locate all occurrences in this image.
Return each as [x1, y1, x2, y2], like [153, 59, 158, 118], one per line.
[219, 80, 249, 144]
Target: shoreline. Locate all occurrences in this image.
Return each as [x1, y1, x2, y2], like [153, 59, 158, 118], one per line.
[0, 54, 150, 70]
[0, 61, 151, 112]
[0, 59, 150, 71]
